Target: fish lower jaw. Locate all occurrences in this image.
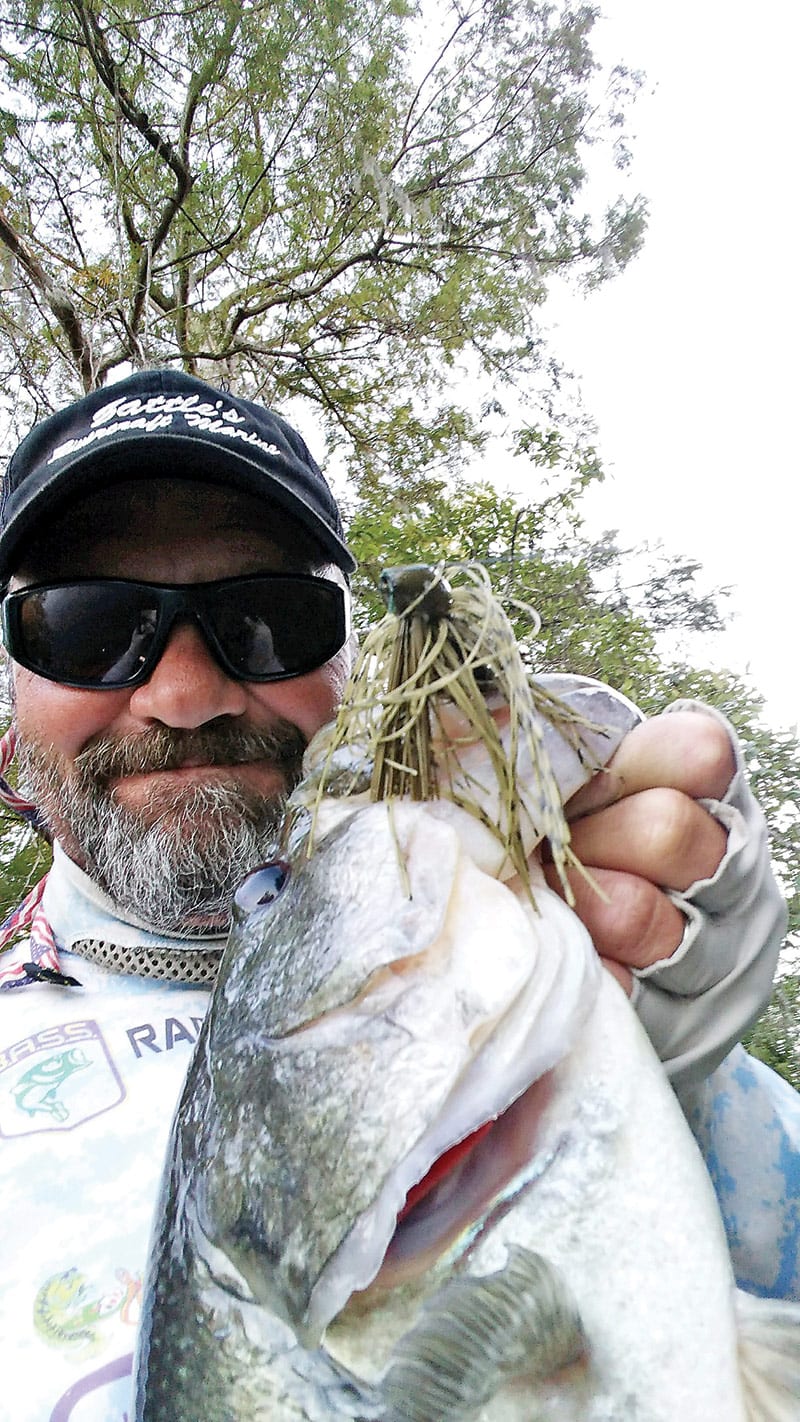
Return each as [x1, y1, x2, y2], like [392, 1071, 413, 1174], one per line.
[313, 1068, 560, 1336]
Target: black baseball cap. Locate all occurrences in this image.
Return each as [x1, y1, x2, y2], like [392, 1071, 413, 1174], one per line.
[0, 369, 356, 580]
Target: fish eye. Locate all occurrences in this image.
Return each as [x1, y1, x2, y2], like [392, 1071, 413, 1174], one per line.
[234, 862, 290, 916]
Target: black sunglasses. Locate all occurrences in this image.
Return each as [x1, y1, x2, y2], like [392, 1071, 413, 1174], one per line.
[1, 574, 349, 690]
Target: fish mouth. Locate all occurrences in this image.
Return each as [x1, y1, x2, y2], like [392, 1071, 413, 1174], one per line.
[253, 859, 601, 1345]
[303, 879, 600, 1341]
[396, 1120, 497, 1225]
[306, 1067, 561, 1341]
[372, 1068, 557, 1291]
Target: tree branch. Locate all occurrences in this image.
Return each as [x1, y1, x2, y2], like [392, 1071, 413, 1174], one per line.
[0, 204, 93, 389]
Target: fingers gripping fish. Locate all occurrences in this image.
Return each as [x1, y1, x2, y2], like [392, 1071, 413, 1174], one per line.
[134, 565, 800, 1421]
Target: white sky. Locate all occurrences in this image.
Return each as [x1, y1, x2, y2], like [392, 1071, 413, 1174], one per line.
[536, 0, 799, 730]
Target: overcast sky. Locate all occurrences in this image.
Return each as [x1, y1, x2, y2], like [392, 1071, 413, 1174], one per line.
[536, 0, 799, 730]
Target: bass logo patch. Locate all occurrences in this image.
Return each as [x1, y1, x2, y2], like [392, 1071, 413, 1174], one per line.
[0, 1020, 125, 1136]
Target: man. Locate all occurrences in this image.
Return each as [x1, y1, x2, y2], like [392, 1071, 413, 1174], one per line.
[0, 370, 792, 1420]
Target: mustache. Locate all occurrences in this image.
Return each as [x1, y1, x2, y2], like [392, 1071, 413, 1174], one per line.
[74, 721, 308, 784]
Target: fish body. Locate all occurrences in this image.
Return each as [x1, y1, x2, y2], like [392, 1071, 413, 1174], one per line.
[133, 786, 796, 1420]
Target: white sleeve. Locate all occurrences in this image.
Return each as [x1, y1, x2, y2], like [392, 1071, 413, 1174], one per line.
[630, 700, 787, 1096]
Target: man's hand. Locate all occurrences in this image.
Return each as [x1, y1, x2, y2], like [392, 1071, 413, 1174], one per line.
[544, 712, 736, 992]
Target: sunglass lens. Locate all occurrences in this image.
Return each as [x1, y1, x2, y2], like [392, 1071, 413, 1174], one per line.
[210, 579, 344, 678]
[17, 584, 159, 686]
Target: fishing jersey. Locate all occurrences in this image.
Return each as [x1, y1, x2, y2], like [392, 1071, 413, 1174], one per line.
[0, 852, 216, 1422]
[0, 700, 793, 1419]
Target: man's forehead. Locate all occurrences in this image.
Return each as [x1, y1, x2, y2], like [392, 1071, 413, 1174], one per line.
[61, 477, 297, 535]
[15, 477, 332, 578]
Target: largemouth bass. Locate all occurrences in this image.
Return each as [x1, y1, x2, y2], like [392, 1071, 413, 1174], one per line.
[135, 572, 800, 1419]
[134, 758, 800, 1416]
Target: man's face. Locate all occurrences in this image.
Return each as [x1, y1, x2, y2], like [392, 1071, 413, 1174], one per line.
[10, 479, 354, 932]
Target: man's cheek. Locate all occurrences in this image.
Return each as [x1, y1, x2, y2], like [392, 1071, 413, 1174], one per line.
[249, 664, 348, 743]
[12, 668, 129, 762]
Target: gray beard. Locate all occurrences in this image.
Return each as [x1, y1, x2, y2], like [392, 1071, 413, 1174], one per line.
[17, 722, 306, 935]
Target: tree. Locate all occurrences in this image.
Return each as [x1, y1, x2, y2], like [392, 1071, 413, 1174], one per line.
[0, 0, 644, 476]
[743, 977, 800, 1092]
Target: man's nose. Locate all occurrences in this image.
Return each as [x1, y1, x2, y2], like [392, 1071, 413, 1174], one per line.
[126, 619, 249, 727]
